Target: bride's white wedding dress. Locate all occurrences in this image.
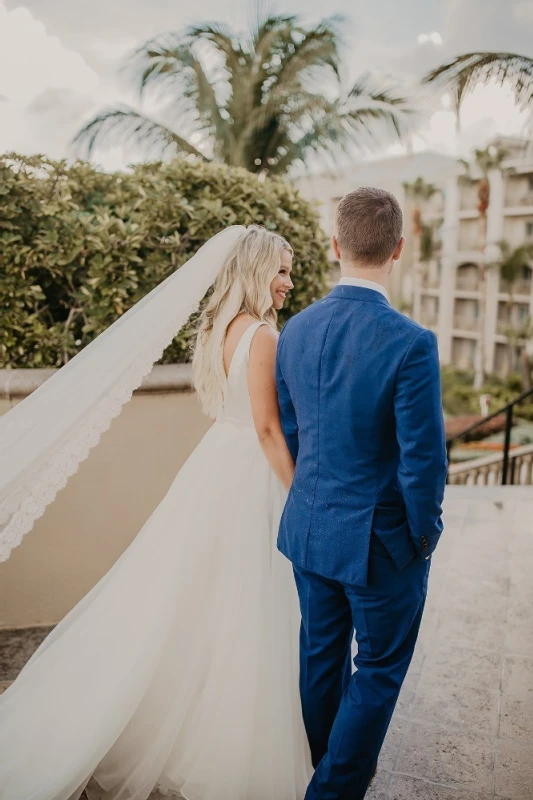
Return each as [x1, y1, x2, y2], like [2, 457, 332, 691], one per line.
[0, 321, 313, 800]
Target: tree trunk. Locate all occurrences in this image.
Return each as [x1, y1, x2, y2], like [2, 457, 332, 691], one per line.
[474, 213, 488, 390]
[520, 349, 533, 390]
[412, 231, 422, 323]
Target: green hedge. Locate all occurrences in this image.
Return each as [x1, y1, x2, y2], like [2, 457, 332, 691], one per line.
[0, 154, 328, 368]
[441, 365, 533, 421]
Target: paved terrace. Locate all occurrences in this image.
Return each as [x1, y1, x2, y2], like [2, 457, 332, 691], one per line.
[0, 486, 532, 800]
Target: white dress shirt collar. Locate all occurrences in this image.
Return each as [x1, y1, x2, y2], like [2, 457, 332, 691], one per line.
[338, 277, 389, 301]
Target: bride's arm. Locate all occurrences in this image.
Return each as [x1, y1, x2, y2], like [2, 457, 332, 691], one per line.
[248, 325, 295, 492]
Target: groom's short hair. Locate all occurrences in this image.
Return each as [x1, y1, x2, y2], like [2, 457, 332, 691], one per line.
[334, 187, 403, 267]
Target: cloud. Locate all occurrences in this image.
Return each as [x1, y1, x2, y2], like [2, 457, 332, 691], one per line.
[514, 2, 533, 25]
[378, 0, 533, 158]
[0, 3, 99, 105]
[1, 0, 532, 168]
[0, 2, 104, 160]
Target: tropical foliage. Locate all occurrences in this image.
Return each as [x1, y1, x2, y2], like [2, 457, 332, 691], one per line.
[0, 154, 328, 369]
[402, 177, 440, 323]
[424, 52, 533, 117]
[490, 239, 533, 388]
[75, 14, 412, 175]
[458, 146, 509, 389]
[441, 365, 533, 420]
[490, 239, 533, 289]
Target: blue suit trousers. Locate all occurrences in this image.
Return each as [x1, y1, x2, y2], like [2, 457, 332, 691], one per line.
[293, 535, 430, 800]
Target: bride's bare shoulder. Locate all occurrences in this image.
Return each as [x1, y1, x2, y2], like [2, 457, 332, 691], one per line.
[225, 313, 254, 339]
[224, 314, 268, 373]
[249, 323, 278, 366]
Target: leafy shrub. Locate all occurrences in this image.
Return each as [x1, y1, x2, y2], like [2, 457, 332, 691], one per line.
[441, 365, 533, 421]
[0, 154, 328, 367]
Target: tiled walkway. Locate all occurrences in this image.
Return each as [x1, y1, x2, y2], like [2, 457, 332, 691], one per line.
[367, 486, 533, 800]
[0, 486, 531, 799]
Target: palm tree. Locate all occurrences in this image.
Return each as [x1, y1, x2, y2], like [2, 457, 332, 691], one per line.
[459, 146, 508, 389]
[74, 14, 412, 176]
[492, 239, 533, 386]
[503, 318, 533, 389]
[492, 239, 533, 295]
[402, 178, 439, 323]
[423, 53, 533, 118]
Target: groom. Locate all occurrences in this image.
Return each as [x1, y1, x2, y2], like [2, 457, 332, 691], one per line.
[276, 187, 447, 799]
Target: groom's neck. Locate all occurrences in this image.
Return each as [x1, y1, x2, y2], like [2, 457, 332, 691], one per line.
[339, 261, 390, 291]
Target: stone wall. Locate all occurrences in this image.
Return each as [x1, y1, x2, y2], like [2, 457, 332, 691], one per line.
[0, 366, 209, 628]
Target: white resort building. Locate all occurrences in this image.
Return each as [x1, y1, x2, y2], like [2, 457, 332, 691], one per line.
[296, 138, 533, 376]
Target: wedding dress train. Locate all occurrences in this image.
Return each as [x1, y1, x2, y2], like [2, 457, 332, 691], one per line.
[0, 321, 313, 800]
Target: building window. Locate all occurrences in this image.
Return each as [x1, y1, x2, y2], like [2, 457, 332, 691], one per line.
[452, 337, 477, 370]
[528, 176, 533, 193]
[526, 221, 533, 239]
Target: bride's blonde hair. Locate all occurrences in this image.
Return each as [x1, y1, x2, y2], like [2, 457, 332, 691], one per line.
[192, 225, 292, 417]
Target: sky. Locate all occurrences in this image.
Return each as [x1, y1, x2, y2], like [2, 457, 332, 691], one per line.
[0, 0, 532, 172]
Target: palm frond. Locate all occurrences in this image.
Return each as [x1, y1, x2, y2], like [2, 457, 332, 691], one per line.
[492, 239, 533, 283]
[423, 52, 533, 115]
[268, 76, 412, 173]
[127, 32, 191, 98]
[274, 20, 342, 87]
[185, 22, 245, 76]
[251, 13, 296, 60]
[73, 107, 207, 161]
[403, 177, 439, 200]
[73, 12, 413, 174]
[340, 77, 415, 144]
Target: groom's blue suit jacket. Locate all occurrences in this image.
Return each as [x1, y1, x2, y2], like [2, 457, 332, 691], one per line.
[276, 284, 447, 587]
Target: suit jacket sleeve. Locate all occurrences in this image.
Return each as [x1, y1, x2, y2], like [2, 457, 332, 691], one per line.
[276, 325, 299, 463]
[394, 328, 447, 558]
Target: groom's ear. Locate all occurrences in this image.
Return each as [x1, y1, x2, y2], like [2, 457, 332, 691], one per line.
[331, 235, 341, 261]
[392, 237, 405, 261]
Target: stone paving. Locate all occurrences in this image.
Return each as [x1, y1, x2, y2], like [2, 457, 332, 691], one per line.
[366, 486, 533, 800]
[0, 486, 531, 799]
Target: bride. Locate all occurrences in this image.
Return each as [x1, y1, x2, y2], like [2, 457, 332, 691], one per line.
[0, 225, 313, 800]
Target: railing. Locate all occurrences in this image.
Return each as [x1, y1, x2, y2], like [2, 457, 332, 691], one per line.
[456, 275, 480, 291]
[499, 279, 532, 296]
[448, 443, 533, 485]
[453, 315, 480, 332]
[496, 319, 529, 336]
[420, 313, 439, 328]
[421, 274, 440, 290]
[446, 386, 533, 485]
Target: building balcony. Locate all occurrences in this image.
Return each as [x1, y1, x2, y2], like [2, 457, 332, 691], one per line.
[503, 194, 533, 214]
[496, 319, 529, 336]
[453, 315, 480, 333]
[456, 275, 481, 292]
[458, 208, 479, 220]
[499, 279, 532, 296]
[420, 309, 439, 327]
[421, 273, 441, 290]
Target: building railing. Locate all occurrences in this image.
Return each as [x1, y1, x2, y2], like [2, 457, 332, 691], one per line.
[447, 443, 533, 485]
[421, 273, 440, 289]
[499, 279, 532, 296]
[446, 386, 533, 485]
[453, 315, 479, 332]
[421, 314, 439, 328]
[496, 319, 529, 336]
[456, 275, 480, 291]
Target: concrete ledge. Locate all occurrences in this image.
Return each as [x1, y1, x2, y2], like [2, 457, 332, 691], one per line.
[0, 364, 194, 400]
